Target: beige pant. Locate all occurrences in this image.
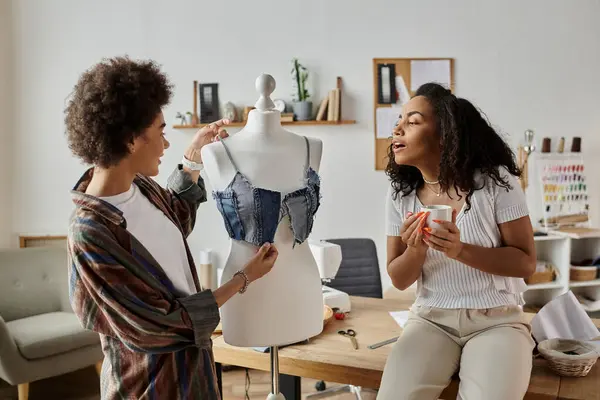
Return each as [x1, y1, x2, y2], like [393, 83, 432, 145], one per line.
[377, 304, 535, 400]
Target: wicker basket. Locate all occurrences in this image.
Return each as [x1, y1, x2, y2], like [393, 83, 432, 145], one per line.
[526, 263, 556, 285]
[570, 266, 597, 281]
[538, 339, 599, 377]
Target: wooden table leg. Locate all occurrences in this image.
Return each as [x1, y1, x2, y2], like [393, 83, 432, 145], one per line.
[215, 362, 223, 398]
[280, 374, 301, 400]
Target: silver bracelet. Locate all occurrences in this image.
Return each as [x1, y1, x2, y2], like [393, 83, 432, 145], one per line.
[233, 270, 249, 294]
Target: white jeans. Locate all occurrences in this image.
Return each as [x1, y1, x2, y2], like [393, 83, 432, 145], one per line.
[377, 304, 535, 400]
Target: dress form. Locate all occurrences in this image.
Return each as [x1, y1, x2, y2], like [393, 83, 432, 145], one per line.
[201, 74, 324, 348]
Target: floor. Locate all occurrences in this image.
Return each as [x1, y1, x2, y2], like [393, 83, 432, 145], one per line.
[0, 366, 375, 400]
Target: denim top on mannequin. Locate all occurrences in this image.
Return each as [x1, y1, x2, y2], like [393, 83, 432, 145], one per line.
[212, 136, 321, 247]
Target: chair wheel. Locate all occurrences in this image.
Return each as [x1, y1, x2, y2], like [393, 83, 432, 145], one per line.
[315, 380, 326, 391]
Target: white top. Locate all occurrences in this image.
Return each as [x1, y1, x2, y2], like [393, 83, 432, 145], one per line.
[385, 167, 529, 309]
[99, 184, 197, 296]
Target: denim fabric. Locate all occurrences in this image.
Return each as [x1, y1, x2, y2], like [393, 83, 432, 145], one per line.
[211, 136, 321, 247]
[214, 190, 245, 241]
[282, 168, 321, 246]
[255, 188, 282, 244]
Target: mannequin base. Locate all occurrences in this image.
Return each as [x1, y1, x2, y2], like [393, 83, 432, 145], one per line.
[266, 393, 286, 400]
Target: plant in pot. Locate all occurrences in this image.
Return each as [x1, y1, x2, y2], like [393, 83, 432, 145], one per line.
[291, 58, 312, 121]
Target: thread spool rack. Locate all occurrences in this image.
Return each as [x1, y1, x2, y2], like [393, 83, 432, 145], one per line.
[536, 153, 590, 232]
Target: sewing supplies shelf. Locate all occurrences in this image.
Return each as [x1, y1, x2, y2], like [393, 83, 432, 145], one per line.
[525, 234, 600, 313]
[535, 153, 590, 231]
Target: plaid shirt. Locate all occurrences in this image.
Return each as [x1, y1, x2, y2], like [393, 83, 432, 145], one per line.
[68, 165, 221, 400]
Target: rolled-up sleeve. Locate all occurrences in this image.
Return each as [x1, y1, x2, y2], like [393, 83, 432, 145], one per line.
[178, 291, 220, 347]
[163, 164, 208, 236]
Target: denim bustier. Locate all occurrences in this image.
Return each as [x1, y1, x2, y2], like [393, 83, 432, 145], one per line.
[212, 136, 321, 247]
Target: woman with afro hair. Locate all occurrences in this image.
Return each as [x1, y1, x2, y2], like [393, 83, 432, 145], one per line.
[65, 56, 278, 399]
[378, 83, 536, 400]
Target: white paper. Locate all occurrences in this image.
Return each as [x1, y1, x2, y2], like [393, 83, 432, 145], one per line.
[530, 291, 600, 343]
[389, 311, 410, 328]
[395, 75, 411, 106]
[410, 60, 451, 91]
[376, 107, 401, 139]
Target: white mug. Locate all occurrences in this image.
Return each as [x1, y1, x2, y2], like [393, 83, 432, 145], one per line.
[420, 205, 452, 230]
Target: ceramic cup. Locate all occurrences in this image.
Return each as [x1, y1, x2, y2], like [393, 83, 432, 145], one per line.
[420, 205, 452, 230]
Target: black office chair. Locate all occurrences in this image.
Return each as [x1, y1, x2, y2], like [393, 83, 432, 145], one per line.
[308, 238, 382, 399]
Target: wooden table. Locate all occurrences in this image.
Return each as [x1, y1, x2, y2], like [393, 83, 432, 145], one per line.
[212, 297, 600, 400]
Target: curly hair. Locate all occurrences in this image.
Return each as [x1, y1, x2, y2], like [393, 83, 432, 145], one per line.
[64, 56, 173, 168]
[385, 82, 521, 211]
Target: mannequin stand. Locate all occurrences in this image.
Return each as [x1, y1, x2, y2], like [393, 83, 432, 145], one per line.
[266, 346, 286, 400]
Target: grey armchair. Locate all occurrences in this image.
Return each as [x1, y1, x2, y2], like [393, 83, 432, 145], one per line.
[0, 246, 103, 400]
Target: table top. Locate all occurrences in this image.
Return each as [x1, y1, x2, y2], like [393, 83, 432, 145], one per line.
[211, 296, 600, 400]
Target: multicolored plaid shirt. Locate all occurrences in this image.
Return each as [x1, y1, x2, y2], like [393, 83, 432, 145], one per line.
[68, 165, 221, 400]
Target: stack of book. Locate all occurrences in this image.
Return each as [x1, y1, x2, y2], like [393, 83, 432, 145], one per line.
[281, 113, 294, 122]
[315, 77, 342, 122]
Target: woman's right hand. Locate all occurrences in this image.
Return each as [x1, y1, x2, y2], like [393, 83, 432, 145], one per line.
[400, 211, 429, 254]
[243, 243, 279, 283]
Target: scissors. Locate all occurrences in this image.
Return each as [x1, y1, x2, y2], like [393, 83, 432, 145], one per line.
[338, 329, 358, 349]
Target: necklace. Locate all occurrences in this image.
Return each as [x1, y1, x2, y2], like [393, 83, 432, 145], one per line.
[423, 177, 440, 185]
[426, 184, 441, 197]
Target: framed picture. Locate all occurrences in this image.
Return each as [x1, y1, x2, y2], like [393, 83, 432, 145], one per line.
[199, 83, 220, 123]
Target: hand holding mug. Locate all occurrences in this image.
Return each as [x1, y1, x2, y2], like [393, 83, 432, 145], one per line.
[400, 211, 429, 254]
[422, 208, 463, 258]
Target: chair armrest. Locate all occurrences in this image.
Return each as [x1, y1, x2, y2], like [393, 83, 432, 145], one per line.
[0, 314, 11, 356]
[0, 313, 24, 378]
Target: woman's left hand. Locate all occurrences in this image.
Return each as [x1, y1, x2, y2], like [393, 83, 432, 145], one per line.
[191, 118, 231, 148]
[423, 209, 463, 259]
[185, 118, 231, 162]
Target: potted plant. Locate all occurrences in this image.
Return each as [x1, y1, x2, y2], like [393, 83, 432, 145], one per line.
[291, 58, 312, 121]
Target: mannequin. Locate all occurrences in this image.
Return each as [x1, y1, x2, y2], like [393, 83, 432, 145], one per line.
[201, 74, 324, 348]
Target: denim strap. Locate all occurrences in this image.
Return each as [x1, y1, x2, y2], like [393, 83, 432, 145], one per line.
[220, 138, 238, 172]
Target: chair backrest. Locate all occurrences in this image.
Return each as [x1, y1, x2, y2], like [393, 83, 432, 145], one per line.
[323, 238, 382, 299]
[0, 247, 70, 322]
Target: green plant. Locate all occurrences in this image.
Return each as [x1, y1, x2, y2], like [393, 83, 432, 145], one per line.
[291, 58, 310, 102]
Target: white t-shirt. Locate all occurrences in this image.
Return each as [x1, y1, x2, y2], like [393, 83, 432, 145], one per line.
[100, 184, 197, 296]
[385, 167, 529, 309]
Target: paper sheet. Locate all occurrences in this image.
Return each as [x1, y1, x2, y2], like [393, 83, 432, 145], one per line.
[395, 75, 411, 106]
[389, 311, 410, 328]
[530, 291, 600, 343]
[376, 107, 401, 139]
[410, 60, 451, 91]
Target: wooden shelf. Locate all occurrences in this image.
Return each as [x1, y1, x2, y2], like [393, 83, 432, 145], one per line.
[172, 120, 356, 129]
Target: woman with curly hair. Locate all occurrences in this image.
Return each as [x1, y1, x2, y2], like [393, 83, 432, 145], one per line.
[65, 56, 278, 400]
[378, 83, 536, 400]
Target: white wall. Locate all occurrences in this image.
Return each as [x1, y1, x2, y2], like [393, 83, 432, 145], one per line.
[0, 0, 14, 248]
[9, 0, 600, 291]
